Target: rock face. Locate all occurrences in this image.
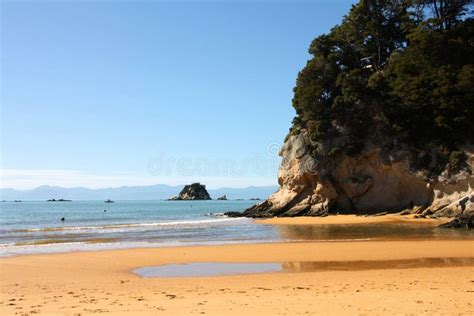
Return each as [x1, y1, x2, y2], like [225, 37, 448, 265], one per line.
[170, 183, 211, 200]
[439, 212, 474, 228]
[235, 131, 473, 220]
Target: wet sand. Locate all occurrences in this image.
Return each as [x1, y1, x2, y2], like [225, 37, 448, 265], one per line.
[1, 240, 474, 315]
[255, 214, 451, 226]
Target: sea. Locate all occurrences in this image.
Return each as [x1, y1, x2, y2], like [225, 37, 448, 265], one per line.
[1, 200, 473, 257]
[0, 200, 278, 257]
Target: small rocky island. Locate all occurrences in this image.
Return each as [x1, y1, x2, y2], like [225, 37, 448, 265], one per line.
[169, 183, 211, 200]
[217, 195, 227, 200]
[47, 199, 72, 202]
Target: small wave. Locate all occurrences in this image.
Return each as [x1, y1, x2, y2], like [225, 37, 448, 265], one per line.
[13, 237, 118, 246]
[14, 217, 247, 234]
[0, 239, 279, 257]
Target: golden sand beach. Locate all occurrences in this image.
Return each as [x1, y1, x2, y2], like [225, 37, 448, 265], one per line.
[1, 216, 473, 315]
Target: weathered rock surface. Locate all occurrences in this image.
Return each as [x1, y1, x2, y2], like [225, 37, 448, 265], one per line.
[169, 183, 211, 200]
[228, 131, 473, 222]
[439, 211, 474, 228]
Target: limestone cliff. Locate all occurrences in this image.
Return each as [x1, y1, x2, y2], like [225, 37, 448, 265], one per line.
[235, 131, 473, 219]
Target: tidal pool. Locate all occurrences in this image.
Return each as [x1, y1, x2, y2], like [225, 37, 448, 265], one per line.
[133, 257, 474, 278]
[133, 262, 282, 278]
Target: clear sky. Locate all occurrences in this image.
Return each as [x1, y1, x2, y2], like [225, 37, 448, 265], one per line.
[1, 0, 357, 189]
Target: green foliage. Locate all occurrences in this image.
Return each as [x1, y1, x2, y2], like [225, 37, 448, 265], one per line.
[382, 20, 474, 147]
[292, 0, 474, 175]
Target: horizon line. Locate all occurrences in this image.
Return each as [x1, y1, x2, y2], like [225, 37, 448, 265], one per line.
[0, 183, 279, 191]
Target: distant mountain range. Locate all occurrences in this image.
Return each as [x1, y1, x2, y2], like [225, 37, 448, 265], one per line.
[0, 184, 278, 201]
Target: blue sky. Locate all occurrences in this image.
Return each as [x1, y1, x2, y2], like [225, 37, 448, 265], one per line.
[1, 0, 356, 189]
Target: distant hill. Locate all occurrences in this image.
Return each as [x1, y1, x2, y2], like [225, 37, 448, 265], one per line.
[0, 184, 278, 201]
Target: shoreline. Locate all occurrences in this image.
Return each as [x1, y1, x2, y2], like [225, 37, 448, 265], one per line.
[1, 240, 474, 315]
[0, 214, 463, 258]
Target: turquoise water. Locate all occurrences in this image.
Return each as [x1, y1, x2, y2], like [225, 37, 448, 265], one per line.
[1, 200, 473, 257]
[0, 200, 280, 256]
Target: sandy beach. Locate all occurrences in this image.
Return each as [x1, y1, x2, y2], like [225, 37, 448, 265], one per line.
[1, 224, 474, 316]
[3, 0, 473, 314]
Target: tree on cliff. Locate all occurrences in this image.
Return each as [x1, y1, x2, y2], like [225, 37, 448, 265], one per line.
[292, 0, 473, 175]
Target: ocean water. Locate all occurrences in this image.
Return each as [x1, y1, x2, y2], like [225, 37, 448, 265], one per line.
[1, 200, 473, 257]
[0, 200, 280, 257]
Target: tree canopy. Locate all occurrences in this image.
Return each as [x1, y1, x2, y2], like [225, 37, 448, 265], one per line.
[292, 0, 474, 175]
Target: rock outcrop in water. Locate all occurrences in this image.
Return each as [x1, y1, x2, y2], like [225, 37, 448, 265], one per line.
[169, 183, 211, 200]
[226, 131, 473, 221]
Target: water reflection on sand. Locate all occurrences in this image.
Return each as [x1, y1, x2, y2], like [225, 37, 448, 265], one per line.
[274, 222, 474, 241]
[134, 258, 474, 278]
[281, 257, 474, 272]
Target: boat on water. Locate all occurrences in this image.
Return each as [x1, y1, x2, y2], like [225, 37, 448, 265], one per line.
[104, 199, 114, 203]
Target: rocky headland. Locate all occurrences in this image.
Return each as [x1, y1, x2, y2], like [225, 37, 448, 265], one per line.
[225, 2, 473, 226]
[228, 131, 473, 223]
[169, 183, 211, 200]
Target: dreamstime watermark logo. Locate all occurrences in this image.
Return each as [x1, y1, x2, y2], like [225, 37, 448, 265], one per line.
[270, 141, 320, 175]
[146, 142, 283, 178]
[266, 142, 280, 157]
[302, 157, 319, 174]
